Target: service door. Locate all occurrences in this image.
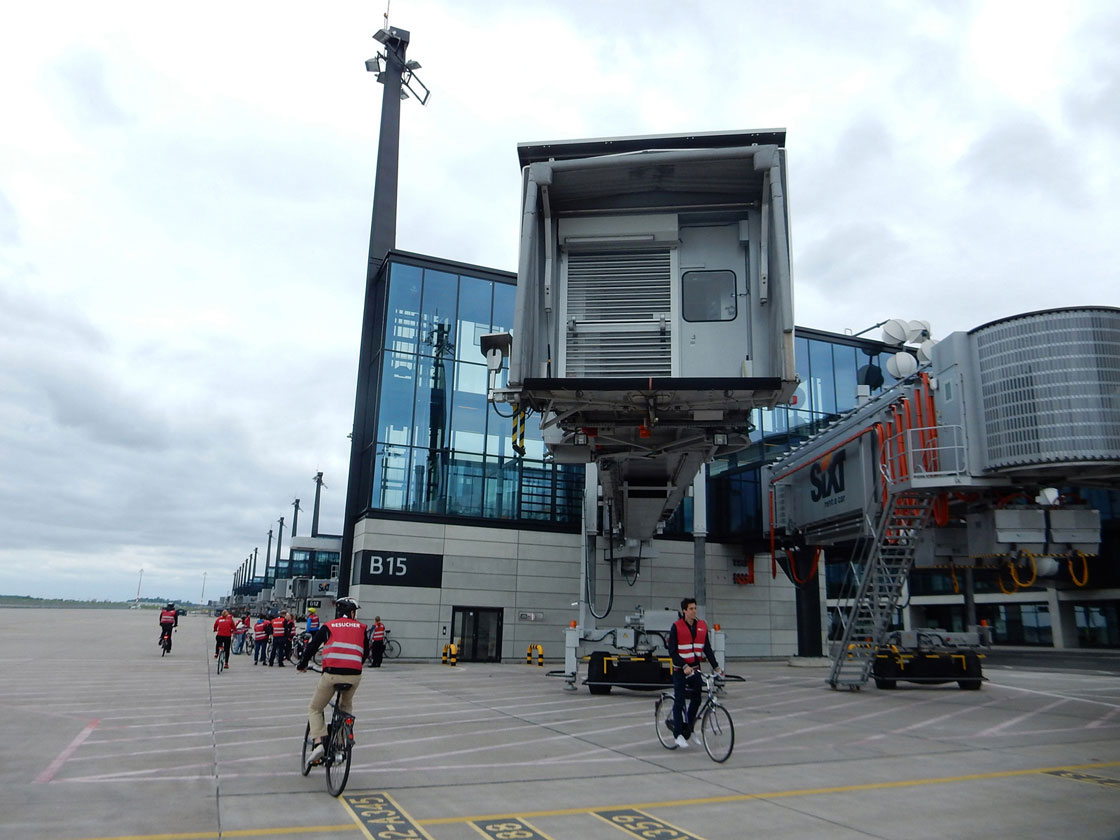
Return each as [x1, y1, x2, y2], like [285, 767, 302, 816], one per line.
[678, 222, 749, 377]
[451, 606, 503, 663]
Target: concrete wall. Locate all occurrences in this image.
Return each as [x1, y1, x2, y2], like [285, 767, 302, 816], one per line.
[350, 517, 799, 662]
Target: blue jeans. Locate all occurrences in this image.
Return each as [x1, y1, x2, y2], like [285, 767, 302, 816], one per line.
[671, 670, 702, 739]
[254, 639, 269, 663]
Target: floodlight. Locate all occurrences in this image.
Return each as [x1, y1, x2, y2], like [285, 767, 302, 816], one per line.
[365, 58, 379, 73]
[405, 60, 421, 70]
[885, 351, 918, 379]
[400, 90, 409, 100]
[881, 318, 910, 346]
[373, 28, 392, 44]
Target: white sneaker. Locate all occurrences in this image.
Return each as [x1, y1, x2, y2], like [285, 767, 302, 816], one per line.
[674, 735, 689, 748]
[306, 742, 325, 767]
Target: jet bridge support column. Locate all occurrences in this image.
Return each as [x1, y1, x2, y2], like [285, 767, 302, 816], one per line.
[693, 468, 708, 616]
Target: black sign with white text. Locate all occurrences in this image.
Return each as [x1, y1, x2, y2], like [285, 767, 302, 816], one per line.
[354, 550, 443, 589]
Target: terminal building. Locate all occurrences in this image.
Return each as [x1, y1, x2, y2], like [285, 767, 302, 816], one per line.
[330, 248, 1119, 661]
[228, 125, 1118, 662]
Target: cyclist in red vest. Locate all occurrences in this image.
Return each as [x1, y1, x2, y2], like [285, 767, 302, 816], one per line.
[158, 603, 178, 650]
[296, 597, 369, 768]
[368, 616, 386, 667]
[667, 597, 723, 748]
[213, 610, 235, 667]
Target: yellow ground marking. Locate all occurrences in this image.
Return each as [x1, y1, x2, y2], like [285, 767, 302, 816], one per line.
[68, 759, 1120, 840]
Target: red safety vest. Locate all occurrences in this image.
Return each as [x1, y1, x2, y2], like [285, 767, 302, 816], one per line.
[322, 618, 367, 670]
[371, 623, 385, 642]
[272, 616, 287, 637]
[213, 616, 235, 637]
[159, 608, 177, 625]
[308, 614, 320, 631]
[254, 620, 269, 640]
[673, 618, 708, 666]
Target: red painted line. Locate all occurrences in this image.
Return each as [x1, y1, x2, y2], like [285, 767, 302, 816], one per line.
[35, 718, 100, 783]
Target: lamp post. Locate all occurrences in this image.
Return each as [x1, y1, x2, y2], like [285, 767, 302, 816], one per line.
[200, 571, 207, 606]
[338, 23, 430, 596]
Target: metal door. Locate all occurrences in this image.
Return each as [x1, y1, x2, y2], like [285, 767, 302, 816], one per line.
[450, 606, 503, 663]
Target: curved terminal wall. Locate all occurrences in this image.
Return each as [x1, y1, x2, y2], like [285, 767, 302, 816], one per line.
[972, 307, 1120, 472]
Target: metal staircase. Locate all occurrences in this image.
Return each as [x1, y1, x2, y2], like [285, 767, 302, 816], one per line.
[827, 490, 934, 689]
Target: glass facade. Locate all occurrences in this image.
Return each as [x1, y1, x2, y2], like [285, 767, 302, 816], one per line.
[365, 257, 582, 527]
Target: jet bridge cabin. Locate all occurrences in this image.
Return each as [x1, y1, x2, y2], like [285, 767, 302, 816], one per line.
[495, 131, 798, 539]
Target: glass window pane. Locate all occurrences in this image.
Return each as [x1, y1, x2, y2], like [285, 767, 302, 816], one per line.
[456, 275, 493, 365]
[809, 339, 837, 415]
[682, 270, 737, 322]
[492, 281, 517, 332]
[420, 270, 458, 357]
[794, 336, 811, 412]
[371, 444, 408, 510]
[386, 263, 422, 354]
[834, 344, 858, 412]
[377, 352, 416, 446]
[413, 353, 453, 459]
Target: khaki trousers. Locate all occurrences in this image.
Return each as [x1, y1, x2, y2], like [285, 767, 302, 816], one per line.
[308, 671, 362, 740]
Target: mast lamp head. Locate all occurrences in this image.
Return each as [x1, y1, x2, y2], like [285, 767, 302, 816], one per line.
[373, 27, 410, 46]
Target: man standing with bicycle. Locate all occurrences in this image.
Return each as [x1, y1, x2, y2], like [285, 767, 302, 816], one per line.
[368, 616, 386, 667]
[296, 597, 368, 768]
[667, 597, 722, 749]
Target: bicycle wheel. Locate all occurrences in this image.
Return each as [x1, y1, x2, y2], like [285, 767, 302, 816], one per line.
[324, 718, 352, 796]
[216, 650, 224, 674]
[700, 703, 734, 762]
[300, 722, 313, 776]
[654, 695, 678, 749]
[161, 635, 171, 656]
[386, 638, 401, 659]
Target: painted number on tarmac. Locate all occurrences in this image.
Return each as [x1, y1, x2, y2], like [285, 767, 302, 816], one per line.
[471, 817, 554, 840]
[594, 809, 707, 840]
[343, 792, 436, 839]
[1045, 769, 1120, 789]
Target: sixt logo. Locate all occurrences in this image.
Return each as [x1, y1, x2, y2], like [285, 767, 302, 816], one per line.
[810, 450, 846, 502]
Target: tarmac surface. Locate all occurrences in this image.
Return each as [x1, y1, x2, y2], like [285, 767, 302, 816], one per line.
[2, 608, 1119, 840]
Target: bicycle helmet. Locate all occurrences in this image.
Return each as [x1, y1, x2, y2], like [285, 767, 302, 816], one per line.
[166, 602, 175, 609]
[307, 607, 316, 613]
[335, 597, 358, 618]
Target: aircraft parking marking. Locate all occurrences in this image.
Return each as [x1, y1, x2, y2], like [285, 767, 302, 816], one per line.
[470, 817, 555, 840]
[593, 808, 705, 840]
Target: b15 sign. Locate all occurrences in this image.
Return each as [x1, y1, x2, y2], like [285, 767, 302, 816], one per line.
[353, 550, 443, 589]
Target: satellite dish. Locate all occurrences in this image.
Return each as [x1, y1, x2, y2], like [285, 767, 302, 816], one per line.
[916, 339, 938, 364]
[907, 320, 931, 343]
[885, 351, 918, 379]
[881, 318, 910, 346]
[857, 364, 884, 389]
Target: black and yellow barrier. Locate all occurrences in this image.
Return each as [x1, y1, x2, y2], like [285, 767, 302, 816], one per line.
[525, 644, 544, 666]
[441, 643, 458, 666]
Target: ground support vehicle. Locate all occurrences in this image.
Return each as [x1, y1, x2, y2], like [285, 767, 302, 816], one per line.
[654, 672, 739, 762]
[301, 678, 355, 796]
[870, 629, 985, 690]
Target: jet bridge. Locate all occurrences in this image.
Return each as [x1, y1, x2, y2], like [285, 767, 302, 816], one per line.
[485, 130, 798, 545]
[764, 306, 1120, 689]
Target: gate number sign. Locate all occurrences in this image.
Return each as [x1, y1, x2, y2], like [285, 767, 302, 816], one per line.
[355, 550, 443, 589]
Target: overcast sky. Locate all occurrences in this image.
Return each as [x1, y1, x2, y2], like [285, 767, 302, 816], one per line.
[2, 1, 1117, 602]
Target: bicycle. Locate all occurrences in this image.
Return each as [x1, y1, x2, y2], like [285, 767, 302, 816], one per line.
[215, 642, 231, 674]
[293, 633, 323, 667]
[654, 671, 738, 762]
[300, 671, 355, 796]
[385, 630, 401, 659]
[159, 628, 174, 656]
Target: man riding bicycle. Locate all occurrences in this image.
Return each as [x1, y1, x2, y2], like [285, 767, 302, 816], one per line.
[213, 609, 235, 666]
[296, 597, 368, 768]
[158, 602, 178, 650]
[667, 596, 723, 748]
